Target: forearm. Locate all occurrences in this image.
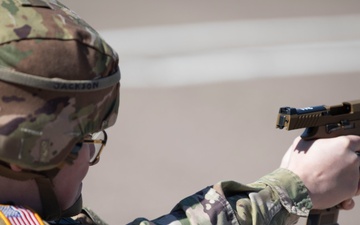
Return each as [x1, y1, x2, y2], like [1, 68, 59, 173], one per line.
[217, 168, 312, 225]
[128, 168, 312, 225]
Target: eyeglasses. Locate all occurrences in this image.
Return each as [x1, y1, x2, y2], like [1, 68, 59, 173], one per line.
[83, 130, 108, 166]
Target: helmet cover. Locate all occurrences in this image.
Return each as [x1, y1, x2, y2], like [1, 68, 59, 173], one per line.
[0, 0, 120, 171]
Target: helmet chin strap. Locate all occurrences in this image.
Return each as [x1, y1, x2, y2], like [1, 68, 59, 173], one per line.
[0, 163, 82, 220]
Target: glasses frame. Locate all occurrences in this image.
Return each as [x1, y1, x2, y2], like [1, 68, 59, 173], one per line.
[83, 130, 108, 166]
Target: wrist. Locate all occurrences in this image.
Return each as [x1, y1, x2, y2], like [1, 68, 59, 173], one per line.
[258, 168, 313, 216]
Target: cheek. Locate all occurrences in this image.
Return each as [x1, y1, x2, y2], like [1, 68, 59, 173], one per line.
[69, 144, 91, 181]
[88, 144, 95, 160]
[52, 144, 91, 210]
[54, 147, 90, 184]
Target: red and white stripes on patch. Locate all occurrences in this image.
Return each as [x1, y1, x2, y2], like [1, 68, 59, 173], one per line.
[0, 205, 43, 225]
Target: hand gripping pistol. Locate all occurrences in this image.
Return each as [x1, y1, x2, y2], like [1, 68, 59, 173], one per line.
[276, 100, 360, 225]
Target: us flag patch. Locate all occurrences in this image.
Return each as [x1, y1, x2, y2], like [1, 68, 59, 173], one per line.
[0, 205, 44, 225]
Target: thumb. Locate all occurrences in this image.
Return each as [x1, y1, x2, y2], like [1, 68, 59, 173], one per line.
[338, 199, 355, 210]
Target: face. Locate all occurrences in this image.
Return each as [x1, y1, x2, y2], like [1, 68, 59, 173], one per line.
[0, 143, 92, 213]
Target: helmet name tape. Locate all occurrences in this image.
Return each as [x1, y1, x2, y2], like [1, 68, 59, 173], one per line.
[0, 67, 120, 92]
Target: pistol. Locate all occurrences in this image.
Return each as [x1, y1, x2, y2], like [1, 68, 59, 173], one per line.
[277, 100, 360, 140]
[276, 100, 360, 225]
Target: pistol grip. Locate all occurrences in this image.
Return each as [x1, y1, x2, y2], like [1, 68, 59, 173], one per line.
[306, 208, 339, 225]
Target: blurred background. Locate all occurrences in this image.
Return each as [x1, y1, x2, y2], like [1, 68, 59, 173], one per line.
[62, 1, 360, 224]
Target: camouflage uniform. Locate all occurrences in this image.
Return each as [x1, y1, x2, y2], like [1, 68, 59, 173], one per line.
[129, 168, 313, 225]
[0, 0, 119, 224]
[0, 206, 108, 225]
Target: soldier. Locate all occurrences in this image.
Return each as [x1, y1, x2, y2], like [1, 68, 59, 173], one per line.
[0, 0, 119, 224]
[1, 1, 359, 225]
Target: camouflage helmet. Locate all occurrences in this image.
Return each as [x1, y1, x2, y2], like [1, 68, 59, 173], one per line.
[0, 0, 120, 171]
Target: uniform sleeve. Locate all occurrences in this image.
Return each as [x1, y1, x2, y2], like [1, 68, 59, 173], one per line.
[127, 168, 313, 225]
